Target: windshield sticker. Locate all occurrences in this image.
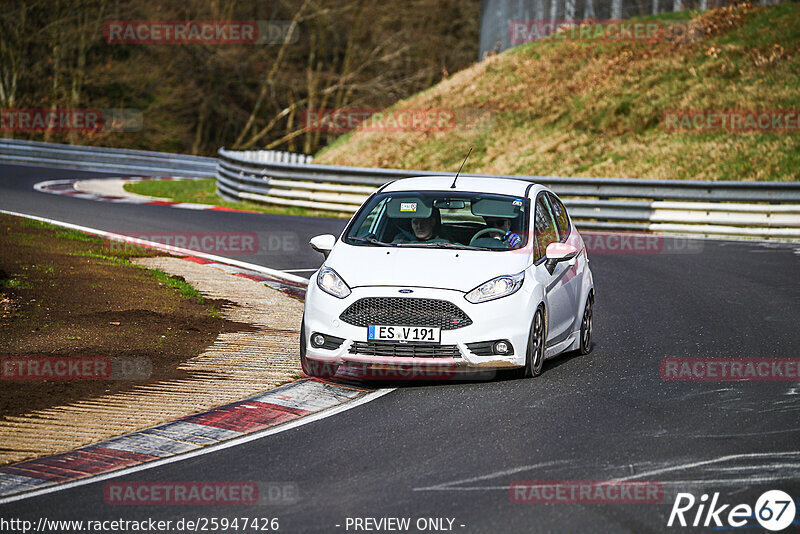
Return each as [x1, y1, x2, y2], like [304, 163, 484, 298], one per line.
[512, 199, 523, 207]
[400, 202, 417, 212]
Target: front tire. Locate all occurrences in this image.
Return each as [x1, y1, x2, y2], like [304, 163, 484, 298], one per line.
[579, 292, 593, 355]
[522, 307, 546, 378]
[300, 317, 338, 379]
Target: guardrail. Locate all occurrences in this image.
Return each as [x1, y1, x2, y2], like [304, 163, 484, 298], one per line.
[0, 139, 307, 178]
[0, 138, 217, 177]
[218, 148, 800, 239]
[2, 139, 797, 239]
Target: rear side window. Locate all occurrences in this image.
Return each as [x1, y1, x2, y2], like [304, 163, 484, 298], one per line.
[534, 195, 558, 262]
[548, 193, 570, 241]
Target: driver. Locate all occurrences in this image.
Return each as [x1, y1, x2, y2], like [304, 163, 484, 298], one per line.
[483, 216, 521, 248]
[392, 208, 448, 243]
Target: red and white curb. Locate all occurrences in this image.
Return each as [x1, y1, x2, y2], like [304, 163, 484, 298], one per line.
[34, 177, 261, 214]
[0, 379, 387, 503]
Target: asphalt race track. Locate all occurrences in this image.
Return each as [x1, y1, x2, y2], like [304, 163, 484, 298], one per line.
[0, 164, 345, 272]
[2, 164, 799, 533]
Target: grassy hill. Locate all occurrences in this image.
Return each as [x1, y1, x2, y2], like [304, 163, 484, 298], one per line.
[315, 3, 800, 181]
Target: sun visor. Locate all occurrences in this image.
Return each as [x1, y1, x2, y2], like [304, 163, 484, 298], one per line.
[471, 197, 523, 218]
[386, 196, 433, 218]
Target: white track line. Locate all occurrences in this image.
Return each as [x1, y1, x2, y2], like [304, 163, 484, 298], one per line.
[413, 453, 800, 492]
[0, 389, 395, 505]
[610, 451, 800, 482]
[0, 209, 309, 285]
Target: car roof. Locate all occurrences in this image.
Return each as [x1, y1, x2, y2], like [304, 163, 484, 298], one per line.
[381, 176, 542, 197]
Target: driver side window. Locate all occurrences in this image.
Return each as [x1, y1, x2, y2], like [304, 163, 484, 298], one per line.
[351, 198, 387, 239]
[534, 195, 558, 262]
[548, 193, 570, 241]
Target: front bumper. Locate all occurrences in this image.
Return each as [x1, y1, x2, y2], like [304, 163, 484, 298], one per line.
[303, 283, 534, 371]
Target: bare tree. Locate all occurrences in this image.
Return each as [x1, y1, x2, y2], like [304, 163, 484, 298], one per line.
[0, 0, 480, 154]
[232, 0, 312, 149]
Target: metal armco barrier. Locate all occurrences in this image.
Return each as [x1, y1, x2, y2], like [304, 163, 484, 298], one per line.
[0, 138, 217, 177]
[218, 148, 800, 240]
[2, 139, 797, 240]
[0, 139, 306, 178]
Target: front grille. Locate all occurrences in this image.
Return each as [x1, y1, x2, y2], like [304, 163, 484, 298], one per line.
[349, 341, 460, 358]
[339, 297, 472, 330]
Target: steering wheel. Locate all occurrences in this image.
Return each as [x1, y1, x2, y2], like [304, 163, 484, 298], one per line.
[469, 227, 506, 246]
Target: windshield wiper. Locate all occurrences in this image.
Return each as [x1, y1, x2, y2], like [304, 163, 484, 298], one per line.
[347, 236, 395, 247]
[396, 242, 490, 250]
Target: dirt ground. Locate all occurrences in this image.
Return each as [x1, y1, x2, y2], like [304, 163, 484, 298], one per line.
[0, 214, 255, 420]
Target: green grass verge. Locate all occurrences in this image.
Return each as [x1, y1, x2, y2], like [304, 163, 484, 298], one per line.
[124, 179, 348, 218]
[19, 218, 207, 304]
[148, 268, 205, 302]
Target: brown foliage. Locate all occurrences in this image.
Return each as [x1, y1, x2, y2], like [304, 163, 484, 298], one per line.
[0, 0, 480, 155]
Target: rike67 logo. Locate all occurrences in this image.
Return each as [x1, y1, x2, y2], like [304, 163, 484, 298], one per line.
[668, 490, 796, 531]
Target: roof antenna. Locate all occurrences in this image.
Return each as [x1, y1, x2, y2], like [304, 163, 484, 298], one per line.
[450, 147, 472, 189]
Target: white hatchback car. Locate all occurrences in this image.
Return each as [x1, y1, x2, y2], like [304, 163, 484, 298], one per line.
[301, 176, 594, 379]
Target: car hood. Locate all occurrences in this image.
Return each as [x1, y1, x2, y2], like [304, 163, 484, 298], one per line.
[325, 243, 532, 292]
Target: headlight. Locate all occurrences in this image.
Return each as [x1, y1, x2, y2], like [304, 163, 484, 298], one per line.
[317, 266, 351, 299]
[465, 272, 524, 303]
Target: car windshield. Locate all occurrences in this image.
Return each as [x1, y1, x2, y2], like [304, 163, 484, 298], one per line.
[343, 191, 529, 251]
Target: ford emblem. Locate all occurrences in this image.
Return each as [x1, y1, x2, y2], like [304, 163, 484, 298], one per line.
[399, 289, 413, 294]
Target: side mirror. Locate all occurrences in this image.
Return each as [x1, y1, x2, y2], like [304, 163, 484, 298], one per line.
[309, 234, 336, 258]
[545, 242, 579, 274]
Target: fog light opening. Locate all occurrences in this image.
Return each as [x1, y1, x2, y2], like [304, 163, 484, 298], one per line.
[494, 341, 510, 355]
[311, 333, 326, 348]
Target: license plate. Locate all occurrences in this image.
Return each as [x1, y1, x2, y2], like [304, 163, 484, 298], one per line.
[368, 325, 441, 343]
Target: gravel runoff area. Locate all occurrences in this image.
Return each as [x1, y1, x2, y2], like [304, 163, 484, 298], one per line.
[0, 257, 303, 465]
